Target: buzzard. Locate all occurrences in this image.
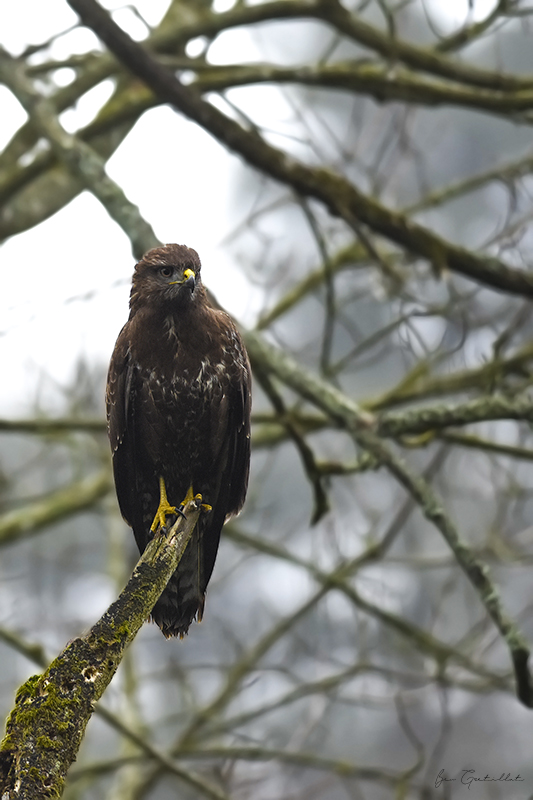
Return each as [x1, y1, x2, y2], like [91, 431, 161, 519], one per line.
[106, 244, 251, 637]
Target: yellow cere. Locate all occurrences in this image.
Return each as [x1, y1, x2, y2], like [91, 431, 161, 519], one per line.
[183, 269, 195, 281]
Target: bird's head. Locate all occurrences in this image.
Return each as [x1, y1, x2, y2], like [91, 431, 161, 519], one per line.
[129, 244, 202, 314]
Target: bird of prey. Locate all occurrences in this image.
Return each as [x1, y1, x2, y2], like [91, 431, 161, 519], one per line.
[106, 244, 251, 637]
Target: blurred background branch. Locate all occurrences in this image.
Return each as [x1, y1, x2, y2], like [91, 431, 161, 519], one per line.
[2, 0, 533, 796]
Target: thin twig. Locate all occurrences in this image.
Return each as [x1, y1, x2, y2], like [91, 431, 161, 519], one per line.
[245, 328, 533, 707]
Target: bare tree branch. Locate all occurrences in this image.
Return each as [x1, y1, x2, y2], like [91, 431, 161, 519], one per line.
[65, 0, 533, 299]
[0, 47, 158, 259]
[245, 328, 533, 707]
[0, 470, 111, 547]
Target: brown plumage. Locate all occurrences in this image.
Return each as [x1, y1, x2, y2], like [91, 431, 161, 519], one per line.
[106, 244, 251, 637]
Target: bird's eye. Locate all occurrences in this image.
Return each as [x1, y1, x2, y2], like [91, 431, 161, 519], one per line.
[159, 266, 173, 278]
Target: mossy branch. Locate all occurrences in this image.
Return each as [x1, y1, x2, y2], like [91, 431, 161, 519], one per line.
[170, 61, 533, 120]
[0, 499, 201, 800]
[377, 393, 533, 438]
[252, 393, 533, 451]
[0, 626, 232, 800]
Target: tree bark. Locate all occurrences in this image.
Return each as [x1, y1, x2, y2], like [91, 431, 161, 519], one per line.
[0, 499, 201, 799]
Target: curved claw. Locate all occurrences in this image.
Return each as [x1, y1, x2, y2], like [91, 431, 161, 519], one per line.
[150, 504, 178, 532]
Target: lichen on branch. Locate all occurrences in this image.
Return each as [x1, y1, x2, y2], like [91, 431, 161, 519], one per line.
[0, 499, 201, 799]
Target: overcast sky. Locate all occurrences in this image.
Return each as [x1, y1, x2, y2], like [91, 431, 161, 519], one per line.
[0, 0, 261, 415]
[0, 0, 497, 416]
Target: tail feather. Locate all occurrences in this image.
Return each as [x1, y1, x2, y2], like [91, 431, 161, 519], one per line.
[150, 527, 205, 638]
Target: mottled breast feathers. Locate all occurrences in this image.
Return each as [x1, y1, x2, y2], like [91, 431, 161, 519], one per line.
[106, 244, 251, 637]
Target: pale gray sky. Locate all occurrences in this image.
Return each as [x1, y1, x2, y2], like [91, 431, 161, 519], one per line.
[0, 0, 497, 414]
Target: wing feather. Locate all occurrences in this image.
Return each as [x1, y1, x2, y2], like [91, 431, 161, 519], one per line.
[106, 324, 143, 540]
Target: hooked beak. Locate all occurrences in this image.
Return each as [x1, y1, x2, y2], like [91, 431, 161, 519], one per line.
[183, 268, 196, 290]
[169, 269, 195, 291]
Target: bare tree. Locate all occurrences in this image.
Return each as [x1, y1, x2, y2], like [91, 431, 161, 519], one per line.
[2, 0, 533, 797]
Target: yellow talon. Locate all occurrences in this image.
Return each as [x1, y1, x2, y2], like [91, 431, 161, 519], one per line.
[179, 485, 212, 514]
[150, 476, 178, 532]
[180, 484, 196, 506]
